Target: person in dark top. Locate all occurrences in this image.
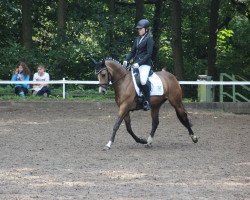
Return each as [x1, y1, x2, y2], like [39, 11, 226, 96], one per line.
[123, 19, 155, 111]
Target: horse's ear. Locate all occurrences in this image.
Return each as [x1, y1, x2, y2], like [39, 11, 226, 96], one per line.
[90, 57, 97, 65]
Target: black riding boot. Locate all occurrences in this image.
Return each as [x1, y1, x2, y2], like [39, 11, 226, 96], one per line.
[141, 84, 151, 111]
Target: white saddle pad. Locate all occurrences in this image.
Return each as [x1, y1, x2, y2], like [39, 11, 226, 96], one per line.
[131, 71, 164, 96]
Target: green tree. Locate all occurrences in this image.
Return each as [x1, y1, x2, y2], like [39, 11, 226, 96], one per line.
[0, 0, 249, 100]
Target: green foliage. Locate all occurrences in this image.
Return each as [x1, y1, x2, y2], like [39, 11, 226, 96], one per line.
[217, 16, 250, 78]
[217, 29, 234, 53]
[0, 41, 44, 79]
[181, 0, 210, 80]
[0, 0, 249, 101]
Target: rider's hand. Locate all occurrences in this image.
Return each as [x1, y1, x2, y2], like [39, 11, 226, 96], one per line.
[132, 63, 139, 69]
[122, 60, 128, 68]
[17, 74, 22, 80]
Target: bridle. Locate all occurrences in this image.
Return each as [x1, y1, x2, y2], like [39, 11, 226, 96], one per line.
[95, 68, 110, 90]
[95, 65, 129, 90]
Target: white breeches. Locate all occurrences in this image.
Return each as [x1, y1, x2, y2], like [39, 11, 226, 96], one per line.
[138, 65, 151, 85]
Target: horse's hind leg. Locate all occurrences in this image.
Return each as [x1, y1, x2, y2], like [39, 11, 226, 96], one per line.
[175, 105, 198, 143]
[174, 103, 198, 143]
[124, 113, 147, 144]
[146, 105, 161, 147]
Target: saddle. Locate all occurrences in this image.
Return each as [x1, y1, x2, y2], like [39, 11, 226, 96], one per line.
[133, 68, 153, 91]
[131, 68, 164, 98]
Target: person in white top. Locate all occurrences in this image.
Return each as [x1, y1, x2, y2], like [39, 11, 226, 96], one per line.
[32, 64, 50, 97]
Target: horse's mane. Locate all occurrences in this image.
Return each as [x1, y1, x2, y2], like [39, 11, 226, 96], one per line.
[104, 57, 121, 65]
[95, 57, 122, 74]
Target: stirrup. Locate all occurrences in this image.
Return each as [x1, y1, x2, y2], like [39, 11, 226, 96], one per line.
[143, 101, 151, 111]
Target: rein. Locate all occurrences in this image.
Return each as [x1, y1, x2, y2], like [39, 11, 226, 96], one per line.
[111, 71, 129, 85]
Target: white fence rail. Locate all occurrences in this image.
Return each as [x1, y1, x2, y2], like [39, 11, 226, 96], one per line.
[0, 79, 250, 99]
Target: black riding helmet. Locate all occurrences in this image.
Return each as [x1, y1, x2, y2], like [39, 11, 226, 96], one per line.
[136, 19, 150, 29]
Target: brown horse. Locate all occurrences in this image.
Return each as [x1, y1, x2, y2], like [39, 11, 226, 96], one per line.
[94, 58, 198, 150]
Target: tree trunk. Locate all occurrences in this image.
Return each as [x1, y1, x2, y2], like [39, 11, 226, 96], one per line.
[170, 0, 184, 80]
[207, 0, 220, 79]
[58, 0, 66, 29]
[135, 0, 144, 24]
[57, 0, 66, 42]
[21, 0, 32, 50]
[152, 0, 163, 69]
[108, 0, 115, 56]
[57, 0, 67, 78]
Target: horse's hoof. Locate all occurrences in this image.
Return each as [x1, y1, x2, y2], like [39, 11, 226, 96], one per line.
[103, 145, 111, 151]
[139, 138, 148, 144]
[145, 143, 153, 148]
[192, 135, 198, 143]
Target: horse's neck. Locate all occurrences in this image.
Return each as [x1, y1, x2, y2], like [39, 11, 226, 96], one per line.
[107, 62, 126, 81]
[107, 62, 132, 93]
[111, 68, 134, 106]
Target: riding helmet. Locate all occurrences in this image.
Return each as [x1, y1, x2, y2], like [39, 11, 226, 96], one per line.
[136, 19, 150, 29]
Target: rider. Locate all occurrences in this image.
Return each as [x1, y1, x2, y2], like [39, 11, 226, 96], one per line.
[123, 19, 155, 111]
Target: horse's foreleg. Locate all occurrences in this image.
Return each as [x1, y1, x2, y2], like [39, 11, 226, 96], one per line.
[146, 106, 160, 147]
[103, 104, 130, 150]
[124, 113, 147, 144]
[103, 116, 123, 150]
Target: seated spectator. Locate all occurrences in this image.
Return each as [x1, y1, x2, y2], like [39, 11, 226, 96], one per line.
[11, 62, 30, 97]
[32, 64, 50, 97]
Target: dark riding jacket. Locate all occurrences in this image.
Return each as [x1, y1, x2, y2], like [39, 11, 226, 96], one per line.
[126, 32, 155, 67]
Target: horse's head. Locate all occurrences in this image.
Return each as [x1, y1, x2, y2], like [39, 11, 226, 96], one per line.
[93, 59, 109, 95]
[93, 58, 127, 95]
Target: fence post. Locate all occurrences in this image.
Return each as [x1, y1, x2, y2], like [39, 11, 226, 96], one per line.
[220, 73, 223, 102]
[232, 74, 236, 102]
[63, 78, 66, 99]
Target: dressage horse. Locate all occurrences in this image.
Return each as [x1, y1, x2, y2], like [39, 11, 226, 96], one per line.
[94, 58, 198, 150]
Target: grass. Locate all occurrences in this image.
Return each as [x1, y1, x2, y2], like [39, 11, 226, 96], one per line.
[0, 85, 196, 102]
[0, 85, 115, 101]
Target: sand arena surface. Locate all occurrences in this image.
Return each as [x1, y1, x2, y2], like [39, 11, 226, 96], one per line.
[0, 101, 249, 200]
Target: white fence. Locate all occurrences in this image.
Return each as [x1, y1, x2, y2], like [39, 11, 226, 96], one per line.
[0, 79, 250, 99]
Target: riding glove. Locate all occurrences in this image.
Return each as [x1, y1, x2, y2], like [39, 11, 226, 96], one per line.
[122, 61, 128, 68]
[132, 63, 139, 69]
